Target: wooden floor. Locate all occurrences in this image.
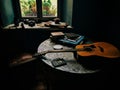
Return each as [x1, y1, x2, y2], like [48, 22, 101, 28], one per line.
[32, 82, 48, 90]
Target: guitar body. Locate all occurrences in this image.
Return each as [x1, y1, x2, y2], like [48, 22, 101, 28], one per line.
[75, 42, 120, 58]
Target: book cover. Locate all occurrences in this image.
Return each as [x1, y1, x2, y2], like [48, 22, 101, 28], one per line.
[59, 33, 85, 45]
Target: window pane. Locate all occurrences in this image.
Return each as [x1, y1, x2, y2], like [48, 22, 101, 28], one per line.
[20, 0, 37, 17]
[42, 0, 58, 17]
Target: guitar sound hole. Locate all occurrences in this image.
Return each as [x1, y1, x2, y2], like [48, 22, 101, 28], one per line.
[98, 46, 104, 52]
[83, 45, 96, 51]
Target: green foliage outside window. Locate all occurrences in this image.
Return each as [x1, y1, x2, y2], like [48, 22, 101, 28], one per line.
[42, 0, 57, 17]
[20, 0, 37, 17]
[19, 0, 57, 17]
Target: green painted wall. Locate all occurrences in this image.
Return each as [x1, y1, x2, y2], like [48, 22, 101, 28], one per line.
[62, 0, 73, 26]
[0, 0, 14, 27]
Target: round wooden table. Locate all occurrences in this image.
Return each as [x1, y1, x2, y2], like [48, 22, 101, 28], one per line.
[37, 39, 99, 74]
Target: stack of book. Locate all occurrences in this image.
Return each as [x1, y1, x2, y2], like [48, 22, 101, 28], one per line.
[50, 32, 65, 42]
[59, 33, 85, 45]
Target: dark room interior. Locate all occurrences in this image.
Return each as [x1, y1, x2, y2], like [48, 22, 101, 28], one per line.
[0, 0, 120, 90]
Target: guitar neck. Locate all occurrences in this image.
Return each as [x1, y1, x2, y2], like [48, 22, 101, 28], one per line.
[33, 48, 83, 57]
[48, 49, 77, 53]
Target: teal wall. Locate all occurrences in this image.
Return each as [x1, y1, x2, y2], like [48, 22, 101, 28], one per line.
[0, 0, 14, 27]
[62, 0, 73, 26]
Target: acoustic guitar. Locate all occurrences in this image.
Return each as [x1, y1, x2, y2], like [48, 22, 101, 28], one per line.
[10, 42, 120, 67]
[33, 42, 120, 59]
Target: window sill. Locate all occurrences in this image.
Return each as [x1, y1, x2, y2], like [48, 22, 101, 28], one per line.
[3, 21, 73, 31]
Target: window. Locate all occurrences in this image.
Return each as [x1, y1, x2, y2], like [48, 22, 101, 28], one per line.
[42, 0, 58, 17]
[20, 0, 37, 17]
[19, 0, 59, 19]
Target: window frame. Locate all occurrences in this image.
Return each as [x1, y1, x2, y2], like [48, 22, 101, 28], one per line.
[14, 0, 61, 21]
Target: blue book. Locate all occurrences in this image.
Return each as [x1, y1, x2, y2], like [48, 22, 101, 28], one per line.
[59, 35, 85, 45]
